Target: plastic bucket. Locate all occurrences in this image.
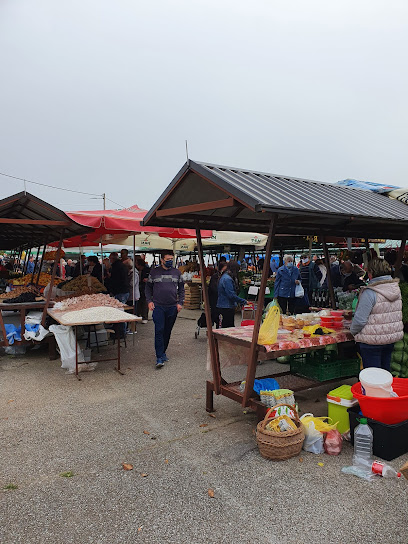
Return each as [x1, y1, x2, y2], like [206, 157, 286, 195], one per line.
[359, 368, 393, 397]
[351, 378, 408, 424]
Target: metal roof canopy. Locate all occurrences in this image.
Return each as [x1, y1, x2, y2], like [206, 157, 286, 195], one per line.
[0, 191, 93, 250]
[143, 160, 408, 239]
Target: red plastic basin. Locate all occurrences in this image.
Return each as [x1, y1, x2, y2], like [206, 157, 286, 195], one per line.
[351, 378, 408, 424]
[241, 320, 255, 327]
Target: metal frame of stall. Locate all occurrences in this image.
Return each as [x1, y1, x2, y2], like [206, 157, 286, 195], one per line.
[0, 191, 92, 350]
[143, 160, 408, 415]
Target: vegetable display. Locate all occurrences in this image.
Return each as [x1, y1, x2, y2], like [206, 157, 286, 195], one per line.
[391, 333, 408, 378]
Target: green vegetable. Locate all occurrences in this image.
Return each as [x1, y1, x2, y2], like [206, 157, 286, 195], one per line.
[404, 332, 408, 344]
[277, 356, 290, 363]
[391, 362, 402, 372]
[391, 371, 400, 377]
[399, 282, 408, 324]
[394, 340, 404, 351]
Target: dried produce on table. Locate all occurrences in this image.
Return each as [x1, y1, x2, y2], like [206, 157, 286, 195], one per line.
[3, 292, 38, 304]
[11, 273, 52, 286]
[60, 275, 107, 293]
[54, 293, 125, 311]
[44, 249, 65, 260]
[57, 306, 133, 324]
[0, 285, 40, 300]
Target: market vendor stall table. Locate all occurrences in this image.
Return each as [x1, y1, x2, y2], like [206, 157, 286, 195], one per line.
[47, 308, 141, 379]
[206, 325, 356, 417]
[0, 300, 57, 359]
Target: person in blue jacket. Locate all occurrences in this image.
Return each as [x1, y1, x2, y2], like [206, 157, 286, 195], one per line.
[216, 261, 247, 328]
[274, 255, 301, 314]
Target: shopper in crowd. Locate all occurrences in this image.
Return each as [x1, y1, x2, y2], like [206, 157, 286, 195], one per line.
[341, 260, 366, 292]
[274, 254, 301, 315]
[65, 259, 75, 277]
[87, 256, 102, 283]
[216, 260, 246, 329]
[146, 250, 185, 368]
[209, 260, 227, 326]
[108, 252, 130, 303]
[351, 258, 403, 370]
[240, 258, 248, 271]
[270, 257, 279, 274]
[136, 257, 150, 323]
[26, 256, 35, 274]
[73, 255, 87, 277]
[330, 256, 343, 288]
[121, 249, 133, 269]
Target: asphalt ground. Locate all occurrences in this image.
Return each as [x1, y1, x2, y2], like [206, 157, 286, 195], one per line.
[1, 310, 408, 544]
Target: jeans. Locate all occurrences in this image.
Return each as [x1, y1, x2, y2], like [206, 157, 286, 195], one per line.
[277, 297, 296, 315]
[137, 294, 148, 320]
[152, 305, 178, 359]
[358, 343, 394, 372]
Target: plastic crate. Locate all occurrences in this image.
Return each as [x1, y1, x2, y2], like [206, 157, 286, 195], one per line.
[348, 405, 408, 461]
[290, 349, 337, 365]
[290, 354, 360, 382]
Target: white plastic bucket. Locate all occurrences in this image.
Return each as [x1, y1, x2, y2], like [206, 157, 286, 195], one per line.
[359, 368, 393, 398]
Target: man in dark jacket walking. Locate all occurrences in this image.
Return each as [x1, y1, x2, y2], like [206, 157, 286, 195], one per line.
[108, 253, 130, 303]
[145, 251, 185, 368]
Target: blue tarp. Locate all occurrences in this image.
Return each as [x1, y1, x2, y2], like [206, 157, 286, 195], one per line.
[4, 324, 22, 345]
[336, 179, 400, 193]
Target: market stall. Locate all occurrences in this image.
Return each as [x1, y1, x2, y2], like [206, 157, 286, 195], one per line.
[0, 191, 92, 353]
[143, 160, 408, 416]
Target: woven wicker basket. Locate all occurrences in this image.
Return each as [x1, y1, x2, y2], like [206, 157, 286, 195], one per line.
[256, 404, 304, 461]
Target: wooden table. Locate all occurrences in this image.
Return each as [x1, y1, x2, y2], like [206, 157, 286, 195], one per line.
[48, 308, 141, 379]
[206, 326, 357, 419]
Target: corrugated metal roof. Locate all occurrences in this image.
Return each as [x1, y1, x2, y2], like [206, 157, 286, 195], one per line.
[143, 160, 408, 239]
[0, 192, 93, 250]
[195, 161, 408, 220]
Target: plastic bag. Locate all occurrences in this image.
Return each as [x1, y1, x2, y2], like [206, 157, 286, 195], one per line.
[324, 429, 343, 455]
[300, 414, 338, 433]
[258, 305, 280, 345]
[49, 324, 85, 370]
[295, 282, 304, 298]
[301, 418, 324, 454]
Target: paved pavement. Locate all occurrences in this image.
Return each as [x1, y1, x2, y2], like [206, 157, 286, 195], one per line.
[1, 312, 408, 543]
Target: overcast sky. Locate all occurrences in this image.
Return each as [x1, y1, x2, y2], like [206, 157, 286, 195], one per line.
[0, 0, 407, 212]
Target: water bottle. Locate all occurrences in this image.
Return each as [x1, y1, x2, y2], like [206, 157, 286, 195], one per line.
[353, 418, 373, 467]
[371, 461, 401, 479]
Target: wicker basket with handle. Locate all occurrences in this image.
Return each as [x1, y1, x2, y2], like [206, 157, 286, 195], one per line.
[256, 404, 305, 461]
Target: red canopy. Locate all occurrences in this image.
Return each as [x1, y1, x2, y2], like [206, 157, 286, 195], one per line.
[58, 205, 211, 247]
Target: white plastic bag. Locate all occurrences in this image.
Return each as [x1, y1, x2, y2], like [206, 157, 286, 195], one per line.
[295, 282, 304, 298]
[49, 324, 85, 370]
[300, 413, 324, 454]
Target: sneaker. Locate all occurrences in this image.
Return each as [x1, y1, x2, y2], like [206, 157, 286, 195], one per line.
[142, 320, 148, 324]
[155, 358, 164, 368]
[162, 353, 169, 362]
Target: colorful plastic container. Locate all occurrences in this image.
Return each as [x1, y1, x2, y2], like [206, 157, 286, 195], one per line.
[327, 384, 359, 434]
[351, 378, 408, 424]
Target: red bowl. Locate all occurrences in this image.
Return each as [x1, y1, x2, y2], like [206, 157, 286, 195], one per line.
[330, 310, 343, 317]
[352, 378, 408, 424]
[320, 317, 334, 326]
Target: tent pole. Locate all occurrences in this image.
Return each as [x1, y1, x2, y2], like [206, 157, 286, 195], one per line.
[322, 236, 336, 309]
[79, 245, 83, 275]
[42, 231, 64, 326]
[196, 224, 221, 395]
[100, 237, 104, 285]
[133, 233, 136, 346]
[308, 236, 313, 260]
[242, 215, 277, 408]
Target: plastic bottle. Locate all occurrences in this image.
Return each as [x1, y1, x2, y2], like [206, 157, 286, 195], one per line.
[371, 461, 401, 479]
[353, 418, 373, 467]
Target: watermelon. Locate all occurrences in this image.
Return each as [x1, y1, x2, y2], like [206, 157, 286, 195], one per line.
[277, 356, 290, 363]
[391, 362, 402, 372]
[394, 340, 404, 351]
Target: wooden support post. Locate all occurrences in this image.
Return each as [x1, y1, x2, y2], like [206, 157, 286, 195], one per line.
[322, 236, 336, 310]
[242, 216, 277, 407]
[365, 238, 371, 263]
[36, 243, 47, 287]
[196, 225, 221, 395]
[31, 246, 41, 284]
[395, 239, 406, 276]
[41, 232, 64, 326]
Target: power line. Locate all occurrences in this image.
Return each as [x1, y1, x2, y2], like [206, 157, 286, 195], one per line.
[0, 171, 103, 197]
[105, 197, 127, 209]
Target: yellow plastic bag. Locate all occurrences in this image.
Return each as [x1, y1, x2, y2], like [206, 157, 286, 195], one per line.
[300, 414, 338, 433]
[258, 305, 280, 345]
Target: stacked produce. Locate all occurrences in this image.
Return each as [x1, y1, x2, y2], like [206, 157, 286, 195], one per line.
[390, 333, 408, 378]
[54, 293, 124, 311]
[12, 273, 51, 286]
[5, 292, 38, 303]
[0, 285, 40, 300]
[44, 249, 65, 260]
[60, 275, 107, 293]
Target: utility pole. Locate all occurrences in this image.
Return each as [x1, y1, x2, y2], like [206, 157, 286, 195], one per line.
[103, 193, 106, 210]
